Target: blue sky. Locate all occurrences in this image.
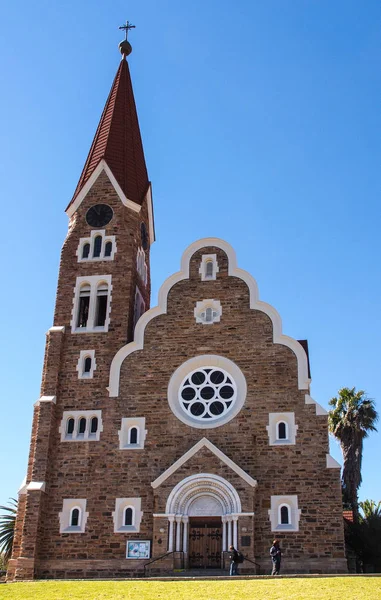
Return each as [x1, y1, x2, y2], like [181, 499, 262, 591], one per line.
[0, 0, 380, 508]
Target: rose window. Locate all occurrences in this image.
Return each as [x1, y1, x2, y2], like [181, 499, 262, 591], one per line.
[179, 367, 237, 422]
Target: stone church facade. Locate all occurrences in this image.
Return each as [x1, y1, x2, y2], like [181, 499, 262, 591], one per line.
[8, 39, 347, 580]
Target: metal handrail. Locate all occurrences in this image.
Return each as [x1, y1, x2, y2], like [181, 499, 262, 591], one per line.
[143, 550, 184, 577]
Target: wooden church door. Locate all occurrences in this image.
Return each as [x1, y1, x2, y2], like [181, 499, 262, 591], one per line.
[188, 518, 222, 569]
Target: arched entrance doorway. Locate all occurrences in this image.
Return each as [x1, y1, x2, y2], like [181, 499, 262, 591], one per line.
[165, 474, 242, 569]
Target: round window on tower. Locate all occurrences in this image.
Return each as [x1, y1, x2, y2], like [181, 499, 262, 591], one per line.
[168, 355, 247, 429]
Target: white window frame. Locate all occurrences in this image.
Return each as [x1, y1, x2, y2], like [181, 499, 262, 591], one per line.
[199, 254, 219, 281]
[112, 498, 143, 533]
[59, 410, 103, 442]
[71, 275, 112, 333]
[168, 355, 247, 429]
[136, 247, 148, 285]
[59, 499, 89, 533]
[268, 495, 301, 532]
[76, 350, 96, 379]
[266, 412, 298, 445]
[194, 299, 222, 325]
[77, 230, 117, 262]
[118, 417, 147, 450]
[133, 287, 145, 329]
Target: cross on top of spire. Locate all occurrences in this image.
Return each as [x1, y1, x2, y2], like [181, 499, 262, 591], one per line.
[119, 20, 136, 41]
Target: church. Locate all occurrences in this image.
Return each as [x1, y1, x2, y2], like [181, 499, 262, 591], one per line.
[8, 31, 347, 580]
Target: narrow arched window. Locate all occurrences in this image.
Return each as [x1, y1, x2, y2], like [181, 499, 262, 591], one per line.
[141, 223, 148, 250]
[78, 417, 86, 435]
[70, 508, 80, 527]
[278, 422, 287, 440]
[280, 505, 289, 524]
[129, 427, 138, 444]
[82, 243, 90, 259]
[93, 235, 102, 258]
[104, 241, 112, 257]
[84, 356, 92, 374]
[205, 261, 214, 278]
[95, 283, 108, 327]
[205, 307, 213, 322]
[124, 507, 133, 526]
[90, 417, 98, 434]
[77, 284, 90, 328]
[67, 418, 75, 436]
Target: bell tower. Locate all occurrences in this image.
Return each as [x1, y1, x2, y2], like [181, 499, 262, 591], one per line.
[8, 27, 154, 581]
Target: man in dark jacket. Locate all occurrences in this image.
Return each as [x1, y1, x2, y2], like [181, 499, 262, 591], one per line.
[229, 545, 239, 576]
[270, 539, 282, 575]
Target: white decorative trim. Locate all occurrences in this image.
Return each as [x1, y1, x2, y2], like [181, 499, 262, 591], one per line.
[18, 476, 27, 496]
[109, 238, 310, 397]
[48, 326, 65, 333]
[151, 437, 257, 489]
[71, 274, 112, 333]
[76, 230, 117, 263]
[26, 481, 46, 492]
[326, 454, 341, 469]
[59, 410, 103, 442]
[168, 355, 246, 429]
[305, 394, 328, 416]
[112, 498, 143, 533]
[66, 159, 141, 217]
[34, 395, 56, 407]
[165, 473, 242, 516]
[145, 183, 155, 245]
[266, 412, 298, 445]
[199, 254, 219, 281]
[194, 299, 222, 324]
[268, 495, 301, 532]
[76, 350, 96, 379]
[59, 499, 89, 533]
[118, 417, 147, 449]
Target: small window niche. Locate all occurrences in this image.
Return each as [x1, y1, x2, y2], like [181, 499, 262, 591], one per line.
[118, 418, 147, 450]
[268, 495, 301, 532]
[112, 498, 143, 533]
[59, 499, 89, 533]
[77, 230, 116, 262]
[194, 299, 222, 325]
[266, 412, 298, 446]
[59, 410, 103, 442]
[136, 248, 148, 285]
[133, 287, 145, 330]
[77, 350, 96, 379]
[199, 254, 219, 281]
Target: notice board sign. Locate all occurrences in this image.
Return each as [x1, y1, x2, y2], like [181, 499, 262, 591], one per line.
[126, 540, 151, 559]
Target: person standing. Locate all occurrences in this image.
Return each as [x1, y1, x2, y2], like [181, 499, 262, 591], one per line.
[270, 539, 282, 575]
[229, 544, 239, 576]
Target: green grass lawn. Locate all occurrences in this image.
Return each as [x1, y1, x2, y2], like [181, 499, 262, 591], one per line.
[0, 578, 380, 600]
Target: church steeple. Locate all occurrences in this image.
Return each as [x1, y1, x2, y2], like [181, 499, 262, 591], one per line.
[67, 33, 149, 209]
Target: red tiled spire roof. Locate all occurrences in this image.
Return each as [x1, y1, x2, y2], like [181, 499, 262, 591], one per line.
[67, 56, 149, 208]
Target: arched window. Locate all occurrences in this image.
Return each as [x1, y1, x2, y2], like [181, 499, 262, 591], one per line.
[280, 505, 290, 524]
[70, 507, 80, 527]
[93, 235, 102, 258]
[104, 241, 112, 257]
[205, 261, 214, 279]
[84, 356, 92, 374]
[95, 283, 108, 327]
[78, 417, 86, 435]
[90, 417, 98, 434]
[278, 422, 287, 440]
[129, 427, 138, 444]
[205, 307, 213, 322]
[124, 507, 133, 526]
[77, 284, 90, 328]
[141, 223, 148, 250]
[67, 418, 75, 436]
[82, 243, 90, 259]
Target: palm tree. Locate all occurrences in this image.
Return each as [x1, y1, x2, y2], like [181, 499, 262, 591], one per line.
[359, 500, 381, 521]
[329, 387, 378, 522]
[0, 499, 17, 564]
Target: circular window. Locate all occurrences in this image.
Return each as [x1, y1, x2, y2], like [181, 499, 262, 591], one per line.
[179, 367, 237, 422]
[168, 355, 247, 429]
